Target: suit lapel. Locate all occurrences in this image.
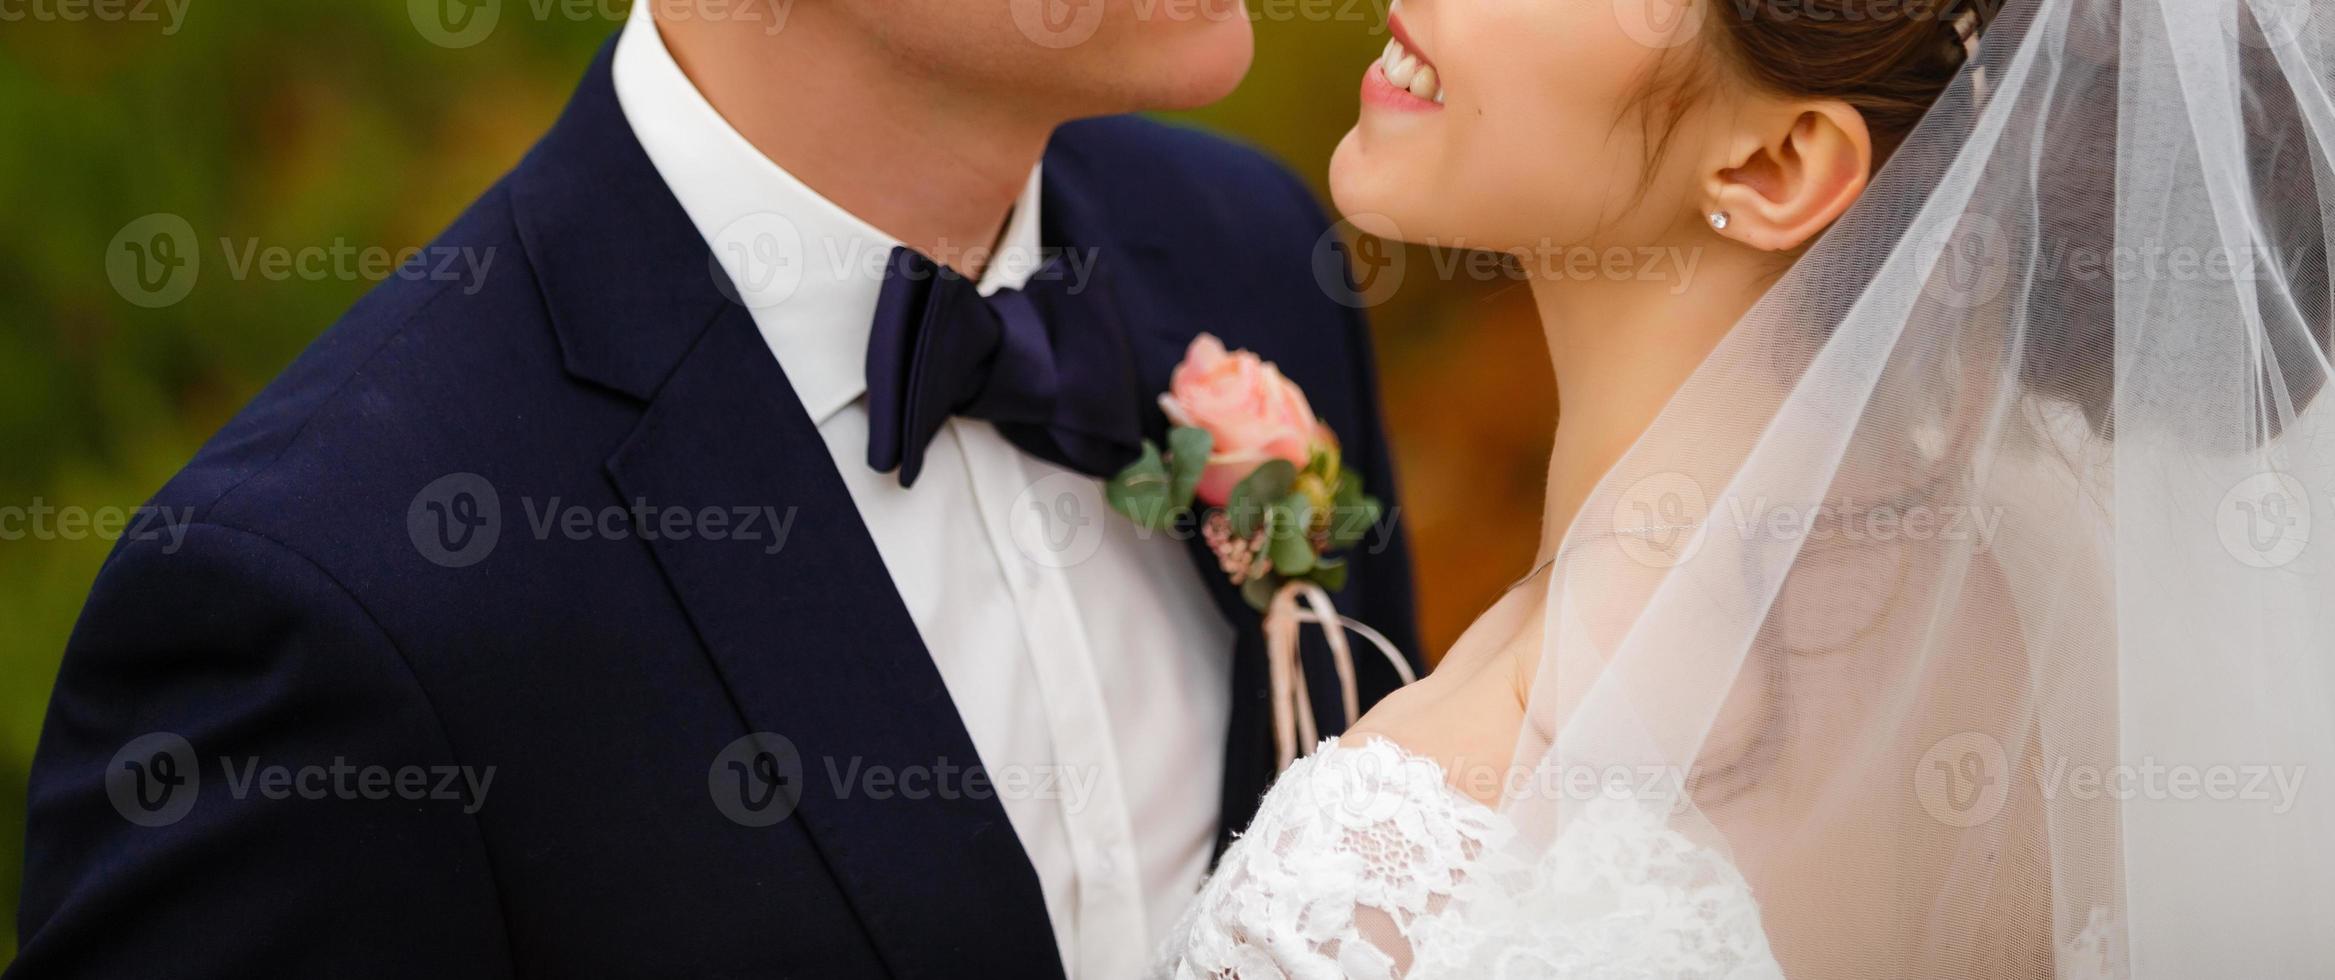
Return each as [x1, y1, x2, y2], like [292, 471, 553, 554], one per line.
[513, 44, 1060, 978]
[604, 307, 1060, 978]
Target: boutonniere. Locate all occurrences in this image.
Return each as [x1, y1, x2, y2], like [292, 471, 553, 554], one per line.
[1107, 334, 1415, 772]
[1105, 334, 1383, 610]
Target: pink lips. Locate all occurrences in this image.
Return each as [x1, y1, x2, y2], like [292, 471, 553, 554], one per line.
[1361, 61, 1441, 111]
[1362, 11, 1443, 112]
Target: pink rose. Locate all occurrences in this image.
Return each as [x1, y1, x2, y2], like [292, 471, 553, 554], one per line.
[1160, 334, 1322, 506]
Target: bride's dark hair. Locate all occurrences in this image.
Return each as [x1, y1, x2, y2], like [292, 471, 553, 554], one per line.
[1628, 0, 2003, 179]
[1708, 0, 2003, 167]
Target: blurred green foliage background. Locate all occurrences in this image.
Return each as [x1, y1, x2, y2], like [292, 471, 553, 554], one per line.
[0, 0, 1553, 958]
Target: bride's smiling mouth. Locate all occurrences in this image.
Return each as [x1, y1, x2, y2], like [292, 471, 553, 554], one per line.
[1363, 10, 1444, 110]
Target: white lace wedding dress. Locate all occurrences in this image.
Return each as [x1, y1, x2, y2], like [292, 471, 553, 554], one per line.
[1152, 737, 1782, 979]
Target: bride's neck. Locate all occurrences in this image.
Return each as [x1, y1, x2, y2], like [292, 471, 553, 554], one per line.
[1528, 238, 1779, 564]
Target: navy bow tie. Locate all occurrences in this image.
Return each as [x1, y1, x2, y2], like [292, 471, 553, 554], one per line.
[864, 246, 1144, 487]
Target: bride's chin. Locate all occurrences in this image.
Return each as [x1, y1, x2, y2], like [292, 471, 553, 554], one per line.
[1328, 129, 1409, 241]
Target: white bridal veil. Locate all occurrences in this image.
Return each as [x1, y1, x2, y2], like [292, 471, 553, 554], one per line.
[1504, 0, 2335, 974]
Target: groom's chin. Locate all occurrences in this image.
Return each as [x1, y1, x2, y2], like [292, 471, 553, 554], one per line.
[1113, 16, 1255, 112]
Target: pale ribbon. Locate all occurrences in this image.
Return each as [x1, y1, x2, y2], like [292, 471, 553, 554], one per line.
[1261, 579, 1419, 773]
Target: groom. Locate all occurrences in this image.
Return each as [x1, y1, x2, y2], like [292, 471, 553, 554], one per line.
[13, 1, 1418, 977]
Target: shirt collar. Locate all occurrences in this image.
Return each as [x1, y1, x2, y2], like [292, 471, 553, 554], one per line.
[611, 2, 1046, 426]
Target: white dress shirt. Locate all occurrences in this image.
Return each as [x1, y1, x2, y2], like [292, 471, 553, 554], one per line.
[612, 7, 1232, 976]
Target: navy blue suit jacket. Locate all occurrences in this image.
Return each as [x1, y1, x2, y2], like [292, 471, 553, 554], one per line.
[13, 41, 1419, 979]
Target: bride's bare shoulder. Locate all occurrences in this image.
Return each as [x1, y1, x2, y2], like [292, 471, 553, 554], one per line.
[1343, 641, 1529, 808]
[1345, 564, 1548, 806]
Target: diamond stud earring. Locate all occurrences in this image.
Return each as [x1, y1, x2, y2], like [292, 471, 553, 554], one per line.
[1708, 211, 1731, 231]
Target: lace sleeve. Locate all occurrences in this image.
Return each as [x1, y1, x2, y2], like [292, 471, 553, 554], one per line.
[1152, 737, 1785, 980]
[1152, 737, 1509, 980]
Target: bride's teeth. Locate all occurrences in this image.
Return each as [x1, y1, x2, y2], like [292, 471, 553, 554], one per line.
[1372, 36, 1429, 103]
[1387, 54, 1419, 87]
[1376, 36, 1443, 103]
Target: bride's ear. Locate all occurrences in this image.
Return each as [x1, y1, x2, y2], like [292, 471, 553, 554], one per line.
[1702, 101, 1872, 252]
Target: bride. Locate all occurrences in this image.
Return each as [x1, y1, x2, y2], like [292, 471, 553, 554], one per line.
[1158, 0, 2335, 975]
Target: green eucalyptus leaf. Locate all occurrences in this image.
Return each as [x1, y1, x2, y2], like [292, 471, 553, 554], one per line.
[1165, 426, 1212, 511]
[1278, 489, 1315, 531]
[1268, 495, 1315, 576]
[1327, 476, 1376, 551]
[1105, 440, 1175, 530]
[1226, 459, 1297, 538]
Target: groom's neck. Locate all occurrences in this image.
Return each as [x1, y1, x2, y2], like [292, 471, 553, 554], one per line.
[655, 6, 1060, 279]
